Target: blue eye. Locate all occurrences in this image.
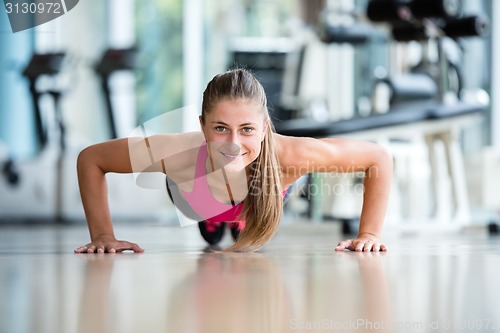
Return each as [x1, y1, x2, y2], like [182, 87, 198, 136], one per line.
[215, 126, 227, 132]
[242, 127, 254, 133]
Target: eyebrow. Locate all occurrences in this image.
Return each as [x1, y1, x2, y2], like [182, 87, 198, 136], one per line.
[211, 121, 257, 126]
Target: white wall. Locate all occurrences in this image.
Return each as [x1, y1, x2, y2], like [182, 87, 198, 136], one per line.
[492, 1, 500, 148]
[183, 0, 204, 132]
[55, 0, 109, 145]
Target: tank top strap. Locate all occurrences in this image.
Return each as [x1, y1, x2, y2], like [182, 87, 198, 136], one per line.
[194, 141, 209, 179]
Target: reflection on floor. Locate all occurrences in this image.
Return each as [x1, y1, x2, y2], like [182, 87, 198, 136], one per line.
[1, 222, 500, 333]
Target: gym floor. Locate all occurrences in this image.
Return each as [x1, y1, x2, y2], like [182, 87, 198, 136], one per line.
[1, 222, 500, 333]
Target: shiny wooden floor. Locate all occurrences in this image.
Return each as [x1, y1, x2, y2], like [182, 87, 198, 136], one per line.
[1, 222, 500, 333]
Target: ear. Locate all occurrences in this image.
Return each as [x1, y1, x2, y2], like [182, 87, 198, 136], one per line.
[199, 116, 206, 136]
[261, 118, 269, 142]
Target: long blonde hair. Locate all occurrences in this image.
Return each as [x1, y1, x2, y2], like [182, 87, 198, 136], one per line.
[201, 68, 283, 252]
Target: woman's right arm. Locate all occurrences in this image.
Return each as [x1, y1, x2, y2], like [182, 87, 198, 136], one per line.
[74, 138, 144, 253]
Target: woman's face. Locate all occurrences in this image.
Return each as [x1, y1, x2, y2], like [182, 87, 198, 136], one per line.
[201, 98, 267, 172]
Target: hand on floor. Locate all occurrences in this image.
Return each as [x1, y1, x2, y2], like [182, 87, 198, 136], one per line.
[335, 233, 387, 252]
[74, 235, 144, 254]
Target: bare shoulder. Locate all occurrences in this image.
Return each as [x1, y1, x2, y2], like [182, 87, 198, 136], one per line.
[129, 131, 204, 174]
[273, 133, 331, 167]
[273, 132, 392, 177]
[273, 133, 330, 183]
[147, 131, 204, 155]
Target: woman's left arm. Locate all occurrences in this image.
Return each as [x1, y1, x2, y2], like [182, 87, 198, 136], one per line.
[276, 135, 393, 252]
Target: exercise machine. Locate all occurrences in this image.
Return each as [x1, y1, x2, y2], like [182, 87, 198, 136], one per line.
[94, 47, 138, 139]
[275, 0, 489, 233]
[0, 52, 71, 222]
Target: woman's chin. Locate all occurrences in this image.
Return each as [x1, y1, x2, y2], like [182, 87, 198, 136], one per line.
[210, 158, 245, 174]
[222, 160, 247, 173]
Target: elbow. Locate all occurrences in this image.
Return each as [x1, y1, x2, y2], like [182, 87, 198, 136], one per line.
[368, 145, 393, 178]
[77, 146, 90, 174]
[77, 145, 101, 175]
[378, 146, 393, 178]
[379, 146, 393, 170]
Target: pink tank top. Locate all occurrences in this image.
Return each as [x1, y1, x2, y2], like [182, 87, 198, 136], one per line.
[180, 142, 244, 223]
[179, 141, 289, 223]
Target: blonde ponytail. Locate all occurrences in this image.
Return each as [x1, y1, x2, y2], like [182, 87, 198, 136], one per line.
[224, 122, 283, 252]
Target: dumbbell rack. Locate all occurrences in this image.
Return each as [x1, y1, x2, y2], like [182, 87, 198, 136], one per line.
[366, 0, 489, 230]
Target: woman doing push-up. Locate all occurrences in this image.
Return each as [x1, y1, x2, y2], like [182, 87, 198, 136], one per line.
[74, 68, 392, 253]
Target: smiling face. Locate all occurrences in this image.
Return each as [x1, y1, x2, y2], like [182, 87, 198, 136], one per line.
[200, 98, 267, 172]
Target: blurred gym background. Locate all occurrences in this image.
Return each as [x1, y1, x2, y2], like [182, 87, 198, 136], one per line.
[0, 0, 499, 235]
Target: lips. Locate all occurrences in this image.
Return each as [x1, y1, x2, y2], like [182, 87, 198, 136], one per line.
[220, 152, 246, 160]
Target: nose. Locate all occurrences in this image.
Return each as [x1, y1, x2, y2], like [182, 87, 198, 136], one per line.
[228, 130, 240, 146]
[224, 132, 241, 154]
